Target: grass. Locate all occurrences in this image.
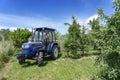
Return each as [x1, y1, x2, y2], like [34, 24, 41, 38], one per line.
[0, 56, 99, 80]
[0, 41, 13, 70]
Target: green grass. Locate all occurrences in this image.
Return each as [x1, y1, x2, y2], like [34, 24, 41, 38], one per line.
[0, 56, 99, 80]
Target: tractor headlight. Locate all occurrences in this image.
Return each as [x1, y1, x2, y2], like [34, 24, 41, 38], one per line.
[22, 44, 30, 48]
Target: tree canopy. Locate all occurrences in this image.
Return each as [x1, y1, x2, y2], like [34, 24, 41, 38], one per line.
[10, 28, 31, 48]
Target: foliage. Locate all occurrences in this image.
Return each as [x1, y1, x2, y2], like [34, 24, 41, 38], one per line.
[94, 0, 120, 79]
[64, 16, 89, 57]
[10, 28, 31, 48]
[0, 40, 13, 69]
[55, 31, 68, 53]
[88, 18, 102, 51]
[64, 16, 81, 57]
[79, 26, 89, 55]
[55, 30, 61, 41]
[113, 0, 120, 12]
[0, 52, 10, 69]
[96, 51, 120, 80]
[0, 29, 10, 40]
[0, 53, 9, 63]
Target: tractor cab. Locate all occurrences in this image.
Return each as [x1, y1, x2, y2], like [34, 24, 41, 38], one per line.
[17, 27, 60, 66]
[29, 27, 56, 43]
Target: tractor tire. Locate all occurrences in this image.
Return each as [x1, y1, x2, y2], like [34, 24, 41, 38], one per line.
[37, 51, 44, 66]
[51, 45, 59, 60]
[18, 59, 25, 65]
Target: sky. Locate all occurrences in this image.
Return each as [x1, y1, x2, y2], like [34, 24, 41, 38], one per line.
[0, 0, 114, 34]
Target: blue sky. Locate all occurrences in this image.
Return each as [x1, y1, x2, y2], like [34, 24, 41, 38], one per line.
[0, 0, 114, 34]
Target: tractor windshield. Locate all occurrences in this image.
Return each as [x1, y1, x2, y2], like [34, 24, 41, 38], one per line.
[29, 31, 44, 42]
[29, 30, 51, 42]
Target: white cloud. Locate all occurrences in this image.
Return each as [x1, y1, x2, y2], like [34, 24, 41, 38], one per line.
[78, 19, 85, 25]
[0, 13, 68, 34]
[0, 26, 17, 31]
[63, 14, 98, 26]
[0, 13, 99, 34]
[85, 14, 98, 24]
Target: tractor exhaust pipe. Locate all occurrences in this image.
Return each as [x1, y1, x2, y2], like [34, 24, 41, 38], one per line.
[32, 28, 33, 34]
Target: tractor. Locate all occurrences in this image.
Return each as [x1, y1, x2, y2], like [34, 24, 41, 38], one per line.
[16, 27, 60, 66]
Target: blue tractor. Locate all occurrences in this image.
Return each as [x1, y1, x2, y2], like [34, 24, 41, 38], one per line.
[16, 27, 60, 66]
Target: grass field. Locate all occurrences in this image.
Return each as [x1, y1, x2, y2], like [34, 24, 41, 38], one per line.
[0, 55, 99, 80]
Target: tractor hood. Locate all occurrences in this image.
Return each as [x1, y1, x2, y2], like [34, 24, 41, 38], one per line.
[21, 42, 43, 49]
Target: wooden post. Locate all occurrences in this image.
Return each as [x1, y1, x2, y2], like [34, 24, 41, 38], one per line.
[0, 33, 5, 53]
[9, 38, 12, 51]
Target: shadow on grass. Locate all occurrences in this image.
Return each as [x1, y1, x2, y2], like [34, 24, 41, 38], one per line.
[21, 53, 62, 67]
[22, 61, 37, 67]
[44, 53, 62, 61]
[22, 61, 48, 68]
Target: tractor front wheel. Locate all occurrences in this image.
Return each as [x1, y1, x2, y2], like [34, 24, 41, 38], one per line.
[37, 51, 44, 66]
[51, 45, 59, 60]
[18, 59, 25, 65]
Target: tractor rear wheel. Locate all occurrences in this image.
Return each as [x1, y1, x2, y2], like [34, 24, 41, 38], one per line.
[51, 45, 59, 60]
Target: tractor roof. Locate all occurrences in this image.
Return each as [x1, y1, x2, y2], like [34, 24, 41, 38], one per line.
[35, 27, 55, 32]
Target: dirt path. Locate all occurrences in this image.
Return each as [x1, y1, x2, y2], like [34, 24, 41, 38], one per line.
[79, 55, 97, 60]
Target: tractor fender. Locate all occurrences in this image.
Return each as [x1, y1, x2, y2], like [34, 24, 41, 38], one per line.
[47, 42, 58, 53]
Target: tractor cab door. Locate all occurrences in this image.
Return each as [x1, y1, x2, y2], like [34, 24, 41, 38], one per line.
[45, 31, 56, 53]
